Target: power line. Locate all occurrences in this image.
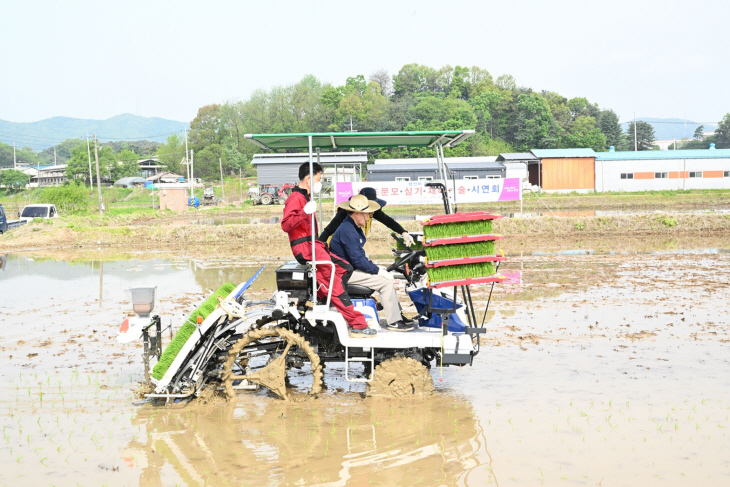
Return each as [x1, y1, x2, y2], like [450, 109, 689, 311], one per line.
[94, 131, 186, 140]
[619, 120, 717, 125]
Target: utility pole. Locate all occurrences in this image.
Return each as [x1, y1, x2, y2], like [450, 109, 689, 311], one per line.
[634, 113, 638, 152]
[239, 167, 243, 203]
[190, 149, 194, 199]
[184, 128, 189, 181]
[94, 134, 103, 215]
[54, 147, 57, 166]
[87, 136, 94, 190]
[13, 143, 16, 169]
[219, 158, 225, 201]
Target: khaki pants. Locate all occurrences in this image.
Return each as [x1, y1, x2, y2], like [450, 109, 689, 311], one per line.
[348, 270, 401, 325]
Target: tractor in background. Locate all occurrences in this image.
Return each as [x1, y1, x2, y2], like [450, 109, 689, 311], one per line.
[202, 187, 221, 206]
[251, 183, 295, 205]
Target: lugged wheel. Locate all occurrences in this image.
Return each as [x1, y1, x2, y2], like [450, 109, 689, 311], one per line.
[221, 327, 322, 401]
[366, 355, 435, 397]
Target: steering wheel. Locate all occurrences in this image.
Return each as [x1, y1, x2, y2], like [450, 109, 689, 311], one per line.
[386, 233, 418, 272]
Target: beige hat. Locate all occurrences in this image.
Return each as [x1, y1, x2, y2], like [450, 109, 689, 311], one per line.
[338, 194, 381, 213]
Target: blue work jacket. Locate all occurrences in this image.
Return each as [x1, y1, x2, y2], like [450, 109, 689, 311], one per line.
[329, 215, 379, 275]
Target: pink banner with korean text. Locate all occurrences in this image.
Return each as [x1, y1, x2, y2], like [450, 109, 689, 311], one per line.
[335, 178, 521, 205]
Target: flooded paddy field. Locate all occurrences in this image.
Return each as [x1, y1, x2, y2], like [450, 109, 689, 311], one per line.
[1, 242, 729, 486]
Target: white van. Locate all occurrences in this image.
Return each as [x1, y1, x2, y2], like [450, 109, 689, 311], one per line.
[19, 204, 59, 222]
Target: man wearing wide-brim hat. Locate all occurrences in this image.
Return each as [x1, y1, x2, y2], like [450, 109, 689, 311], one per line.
[330, 195, 414, 334]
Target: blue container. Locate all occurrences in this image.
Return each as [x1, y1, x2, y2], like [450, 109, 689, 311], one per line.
[352, 298, 379, 321]
[408, 288, 467, 332]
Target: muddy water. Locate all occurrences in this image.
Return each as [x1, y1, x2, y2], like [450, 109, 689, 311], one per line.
[1, 247, 729, 486]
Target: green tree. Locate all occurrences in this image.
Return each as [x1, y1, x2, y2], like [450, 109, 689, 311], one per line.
[597, 110, 624, 149]
[543, 92, 571, 132]
[448, 66, 470, 99]
[369, 70, 392, 97]
[677, 136, 716, 150]
[468, 66, 493, 95]
[693, 125, 705, 140]
[189, 104, 226, 179]
[156, 133, 186, 173]
[562, 128, 607, 152]
[468, 89, 510, 138]
[38, 138, 85, 165]
[0, 169, 30, 188]
[562, 115, 602, 152]
[359, 82, 388, 131]
[406, 96, 476, 131]
[65, 144, 115, 184]
[565, 97, 600, 120]
[625, 121, 657, 151]
[345, 75, 366, 95]
[714, 114, 730, 148]
[392, 64, 438, 97]
[495, 74, 516, 91]
[110, 149, 141, 180]
[0, 142, 38, 168]
[189, 104, 223, 148]
[510, 93, 557, 150]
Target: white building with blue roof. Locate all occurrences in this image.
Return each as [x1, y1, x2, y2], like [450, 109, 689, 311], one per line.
[595, 145, 730, 192]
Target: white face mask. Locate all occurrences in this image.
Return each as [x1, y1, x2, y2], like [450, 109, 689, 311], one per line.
[312, 181, 322, 194]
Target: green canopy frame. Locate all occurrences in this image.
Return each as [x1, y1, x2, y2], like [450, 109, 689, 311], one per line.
[243, 130, 474, 150]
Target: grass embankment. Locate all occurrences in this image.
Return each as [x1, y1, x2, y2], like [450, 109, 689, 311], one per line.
[0, 184, 255, 218]
[381, 189, 730, 215]
[2, 210, 730, 254]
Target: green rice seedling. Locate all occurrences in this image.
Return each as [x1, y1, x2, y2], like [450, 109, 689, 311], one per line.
[152, 282, 236, 380]
[425, 240, 496, 261]
[427, 262, 496, 283]
[423, 219, 494, 240]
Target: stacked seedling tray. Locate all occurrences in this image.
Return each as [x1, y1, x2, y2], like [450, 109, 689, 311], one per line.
[152, 282, 236, 381]
[421, 212, 506, 289]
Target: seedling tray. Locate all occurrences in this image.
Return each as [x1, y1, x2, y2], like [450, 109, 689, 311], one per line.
[429, 274, 506, 289]
[423, 234, 505, 246]
[426, 255, 506, 268]
[421, 211, 503, 225]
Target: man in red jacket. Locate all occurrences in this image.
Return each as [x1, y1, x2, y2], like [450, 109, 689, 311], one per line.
[281, 162, 375, 337]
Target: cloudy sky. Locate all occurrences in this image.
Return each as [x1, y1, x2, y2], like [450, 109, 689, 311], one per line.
[1, 0, 728, 125]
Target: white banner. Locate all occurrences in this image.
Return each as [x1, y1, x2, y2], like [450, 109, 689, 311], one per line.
[335, 178, 521, 205]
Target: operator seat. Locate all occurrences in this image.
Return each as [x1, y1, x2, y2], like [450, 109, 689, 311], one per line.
[346, 283, 375, 299]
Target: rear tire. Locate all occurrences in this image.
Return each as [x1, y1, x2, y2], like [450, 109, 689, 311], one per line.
[261, 193, 273, 205]
[366, 355, 434, 397]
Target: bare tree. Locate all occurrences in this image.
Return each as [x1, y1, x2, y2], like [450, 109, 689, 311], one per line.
[369, 69, 392, 97]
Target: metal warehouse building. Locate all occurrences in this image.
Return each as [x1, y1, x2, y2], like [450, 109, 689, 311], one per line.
[595, 147, 730, 192]
[529, 149, 597, 192]
[496, 152, 536, 180]
[252, 152, 366, 186]
[367, 156, 505, 181]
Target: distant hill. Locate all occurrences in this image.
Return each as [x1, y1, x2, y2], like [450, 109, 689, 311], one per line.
[0, 114, 189, 151]
[621, 118, 718, 141]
